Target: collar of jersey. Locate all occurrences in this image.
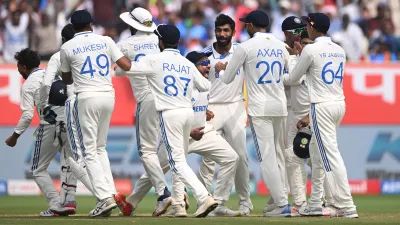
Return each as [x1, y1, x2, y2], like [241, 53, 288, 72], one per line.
[29, 68, 43, 76]
[314, 36, 331, 42]
[211, 43, 235, 59]
[254, 32, 275, 39]
[74, 31, 93, 37]
[164, 49, 180, 53]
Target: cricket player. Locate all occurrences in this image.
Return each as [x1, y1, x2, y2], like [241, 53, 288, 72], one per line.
[113, 8, 172, 217]
[116, 51, 240, 217]
[39, 24, 98, 216]
[200, 14, 252, 215]
[5, 48, 76, 216]
[60, 10, 132, 217]
[215, 10, 291, 217]
[281, 16, 309, 215]
[283, 13, 358, 218]
[114, 24, 217, 217]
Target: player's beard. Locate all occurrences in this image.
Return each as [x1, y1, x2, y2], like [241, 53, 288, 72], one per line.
[216, 35, 232, 47]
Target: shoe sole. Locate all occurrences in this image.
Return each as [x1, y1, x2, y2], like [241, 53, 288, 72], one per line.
[50, 208, 76, 216]
[300, 212, 324, 216]
[152, 199, 172, 217]
[115, 195, 133, 216]
[165, 213, 188, 218]
[264, 213, 291, 218]
[193, 202, 218, 218]
[89, 203, 117, 217]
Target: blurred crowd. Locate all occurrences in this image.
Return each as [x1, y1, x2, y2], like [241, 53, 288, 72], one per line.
[0, 0, 399, 63]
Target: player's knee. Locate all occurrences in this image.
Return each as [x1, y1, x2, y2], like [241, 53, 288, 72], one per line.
[31, 167, 47, 178]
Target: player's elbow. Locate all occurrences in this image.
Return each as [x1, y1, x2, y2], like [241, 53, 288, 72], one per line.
[116, 56, 132, 71]
[62, 72, 73, 85]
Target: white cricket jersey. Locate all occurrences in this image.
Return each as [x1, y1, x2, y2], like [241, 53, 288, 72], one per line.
[15, 69, 47, 134]
[116, 32, 160, 102]
[283, 36, 345, 103]
[120, 49, 211, 111]
[285, 55, 309, 113]
[203, 43, 244, 104]
[191, 89, 213, 133]
[219, 32, 289, 117]
[60, 31, 124, 94]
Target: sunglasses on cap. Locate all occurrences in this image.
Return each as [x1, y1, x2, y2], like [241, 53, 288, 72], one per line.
[196, 59, 210, 66]
[286, 27, 305, 35]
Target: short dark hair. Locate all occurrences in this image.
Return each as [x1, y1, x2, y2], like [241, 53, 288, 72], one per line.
[62, 24, 75, 42]
[14, 48, 40, 69]
[215, 14, 235, 31]
[73, 23, 90, 32]
[163, 42, 179, 49]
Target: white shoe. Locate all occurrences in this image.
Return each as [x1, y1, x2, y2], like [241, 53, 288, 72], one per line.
[291, 202, 306, 217]
[238, 204, 251, 216]
[152, 196, 172, 217]
[299, 205, 324, 216]
[165, 204, 188, 217]
[330, 208, 359, 218]
[208, 205, 241, 217]
[50, 201, 77, 216]
[192, 196, 218, 218]
[263, 204, 291, 217]
[88, 197, 117, 217]
[40, 209, 59, 217]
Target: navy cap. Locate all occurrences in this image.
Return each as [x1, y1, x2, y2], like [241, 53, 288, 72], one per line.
[239, 10, 270, 28]
[301, 13, 330, 34]
[293, 127, 311, 159]
[282, 16, 307, 31]
[186, 51, 212, 64]
[71, 10, 94, 25]
[154, 24, 180, 44]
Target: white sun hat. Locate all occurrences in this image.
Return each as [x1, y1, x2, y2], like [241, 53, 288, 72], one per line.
[119, 7, 157, 33]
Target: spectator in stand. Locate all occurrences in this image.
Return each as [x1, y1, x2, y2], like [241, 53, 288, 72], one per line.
[3, 9, 29, 63]
[370, 19, 400, 58]
[32, 13, 58, 60]
[369, 38, 398, 63]
[332, 14, 365, 62]
[342, 0, 361, 22]
[368, 2, 394, 39]
[271, 0, 295, 41]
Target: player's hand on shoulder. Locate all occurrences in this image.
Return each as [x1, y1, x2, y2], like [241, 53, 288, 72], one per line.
[297, 114, 310, 130]
[206, 110, 214, 121]
[190, 126, 205, 141]
[215, 62, 228, 74]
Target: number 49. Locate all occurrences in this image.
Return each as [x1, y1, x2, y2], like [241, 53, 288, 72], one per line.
[80, 54, 110, 77]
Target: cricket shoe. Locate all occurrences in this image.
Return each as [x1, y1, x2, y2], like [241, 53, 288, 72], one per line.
[330, 208, 359, 218]
[152, 187, 172, 217]
[263, 203, 276, 213]
[207, 205, 241, 217]
[238, 201, 253, 216]
[165, 204, 188, 218]
[291, 202, 307, 217]
[263, 204, 291, 217]
[50, 201, 76, 216]
[299, 205, 330, 216]
[40, 209, 59, 217]
[115, 193, 134, 216]
[184, 192, 190, 210]
[192, 196, 218, 218]
[89, 197, 117, 217]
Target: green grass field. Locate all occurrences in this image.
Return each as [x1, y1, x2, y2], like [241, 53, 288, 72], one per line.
[0, 195, 399, 225]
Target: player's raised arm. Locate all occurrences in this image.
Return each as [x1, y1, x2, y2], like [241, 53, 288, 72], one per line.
[116, 56, 155, 77]
[107, 36, 132, 71]
[217, 45, 246, 85]
[283, 46, 312, 85]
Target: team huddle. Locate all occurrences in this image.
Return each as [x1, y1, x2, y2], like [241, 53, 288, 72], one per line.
[5, 7, 359, 219]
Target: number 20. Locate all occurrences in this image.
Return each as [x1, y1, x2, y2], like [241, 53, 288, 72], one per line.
[256, 61, 282, 84]
[80, 54, 110, 77]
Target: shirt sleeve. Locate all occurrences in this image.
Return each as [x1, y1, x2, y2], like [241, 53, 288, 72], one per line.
[60, 47, 71, 73]
[283, 55, 303, 86]
[15, 85, 35, 134]
[193, 66, 211, 92]
[283, 47, 313, 85]
[123, 56, 155, 76]
[219, 45, 246, 84]
[40, 54, 60, 107]
[108, 37, 125, 63]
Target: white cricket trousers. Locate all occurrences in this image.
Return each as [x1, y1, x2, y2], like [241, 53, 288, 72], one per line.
[309, 101, 356, 211]
[135, 94, 167, 197]
[198, 101, 250, 205]
[31, 123, 77, 207]
[75, 92, 116, 201]
[127, 130, 238, 207]
[248, 115, 288, 207]
[285, 109, 308, 206]
[158, 108, 209, 204]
